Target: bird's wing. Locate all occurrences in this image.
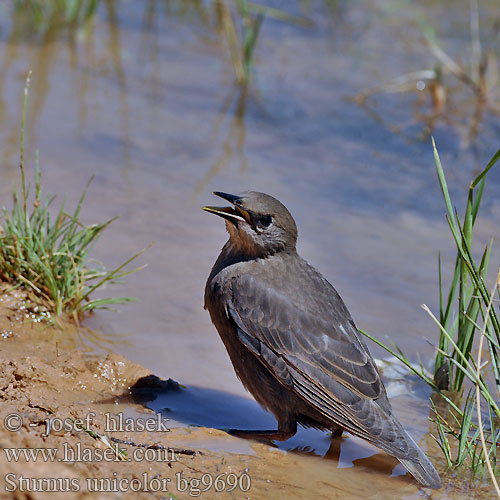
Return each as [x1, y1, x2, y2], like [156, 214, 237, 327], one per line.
[228, 272, 415, 458]
[229, 272, 381, 398]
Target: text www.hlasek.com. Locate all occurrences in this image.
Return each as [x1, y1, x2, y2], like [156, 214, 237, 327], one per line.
[3, 442, 175, 463]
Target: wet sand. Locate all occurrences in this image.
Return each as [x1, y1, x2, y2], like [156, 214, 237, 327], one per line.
[0, 285, 497, 500]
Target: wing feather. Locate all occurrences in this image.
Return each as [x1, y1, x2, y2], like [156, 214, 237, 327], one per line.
[229, 273, 381, 399]
[228, 271, 417, 459]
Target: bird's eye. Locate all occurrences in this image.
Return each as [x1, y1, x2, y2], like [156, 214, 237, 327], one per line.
[258, 215, 272, 228]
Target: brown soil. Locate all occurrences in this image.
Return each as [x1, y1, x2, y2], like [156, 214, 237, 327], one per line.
[0, 286, 443, 500]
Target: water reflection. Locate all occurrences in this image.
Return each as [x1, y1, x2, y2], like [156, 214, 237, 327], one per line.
[130, 374, 408, 478]
[196, 84, 249, 193]
[1, 1, 499, 185]
[349, 0, 500, 155]
[125, 374, 439, 486]
[0, 1, 318, 193]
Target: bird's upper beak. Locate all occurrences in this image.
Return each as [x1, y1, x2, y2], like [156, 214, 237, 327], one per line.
[202, 192, 250, 225]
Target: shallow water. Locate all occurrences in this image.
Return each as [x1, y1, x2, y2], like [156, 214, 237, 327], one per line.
[0, 1, 499, 498]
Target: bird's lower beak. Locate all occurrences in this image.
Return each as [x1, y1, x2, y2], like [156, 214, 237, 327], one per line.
[202, 205, 247, 223]
[202, 192, 249, 224]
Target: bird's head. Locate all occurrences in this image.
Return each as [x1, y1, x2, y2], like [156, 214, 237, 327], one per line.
[203, 191, 297, 258]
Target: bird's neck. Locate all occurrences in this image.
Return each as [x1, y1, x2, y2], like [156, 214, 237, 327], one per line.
[208, 240, 295, 283]
[207, 240, 253, 281]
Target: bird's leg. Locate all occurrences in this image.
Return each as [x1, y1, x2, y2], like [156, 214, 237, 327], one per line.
[330, 425, 343, 438]
[227, 420, 297, 442]
[324, 434, 343, 462]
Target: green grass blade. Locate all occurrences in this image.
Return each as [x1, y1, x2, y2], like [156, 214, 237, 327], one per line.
[432, 137, 458, 231]
[471, 147, 500, 188]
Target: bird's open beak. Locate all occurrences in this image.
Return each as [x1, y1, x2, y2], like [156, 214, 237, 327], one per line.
[202, 192, 249, 224]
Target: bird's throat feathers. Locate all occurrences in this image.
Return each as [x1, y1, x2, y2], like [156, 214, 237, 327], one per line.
[225, 219, 288, 260]
[226, 221, 262, 257]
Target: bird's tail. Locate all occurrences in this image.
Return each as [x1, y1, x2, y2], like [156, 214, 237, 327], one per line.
[397, 431, 441, 489]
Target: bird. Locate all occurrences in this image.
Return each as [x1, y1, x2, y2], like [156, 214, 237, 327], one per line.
[203, 191, 441, 489]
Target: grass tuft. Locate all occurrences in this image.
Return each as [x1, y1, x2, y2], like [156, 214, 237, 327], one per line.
[0, 73, 145, 320]
[361, 141, 500, 484]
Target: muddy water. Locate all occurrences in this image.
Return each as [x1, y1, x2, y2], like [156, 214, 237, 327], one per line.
[0, 1, 499, 498]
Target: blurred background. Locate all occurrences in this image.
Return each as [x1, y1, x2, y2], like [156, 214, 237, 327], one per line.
[0, 1, 499, 492]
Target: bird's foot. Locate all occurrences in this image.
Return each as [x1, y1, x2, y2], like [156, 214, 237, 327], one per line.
[227, 428, 295, 442]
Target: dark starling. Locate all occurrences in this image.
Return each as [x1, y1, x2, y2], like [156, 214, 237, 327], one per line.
[203, 191, 441, 489]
